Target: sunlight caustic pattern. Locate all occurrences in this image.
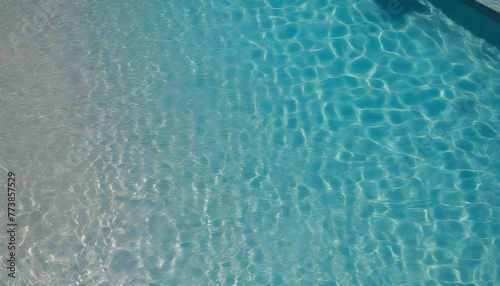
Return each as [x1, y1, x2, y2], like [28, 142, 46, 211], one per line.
[0, 0, 499, 285]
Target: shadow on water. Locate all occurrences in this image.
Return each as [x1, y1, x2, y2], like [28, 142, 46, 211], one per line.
[426, 0, 500, 47]
[372, 0, 431, 21]
[374, 0, 500, 48]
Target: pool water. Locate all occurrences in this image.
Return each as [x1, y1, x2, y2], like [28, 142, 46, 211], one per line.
[1, 0, 500, 285]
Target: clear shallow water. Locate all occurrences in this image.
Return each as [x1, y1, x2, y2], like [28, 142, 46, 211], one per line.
[1, 0, 500, 285]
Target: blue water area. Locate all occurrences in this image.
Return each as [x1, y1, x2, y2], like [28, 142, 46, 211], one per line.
[1, 0, 500, 285]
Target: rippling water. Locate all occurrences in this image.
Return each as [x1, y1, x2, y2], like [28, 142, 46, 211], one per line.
[1, 0, 500, 285]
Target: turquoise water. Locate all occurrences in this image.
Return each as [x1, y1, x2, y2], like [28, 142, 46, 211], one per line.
[1, 0, 500, 285]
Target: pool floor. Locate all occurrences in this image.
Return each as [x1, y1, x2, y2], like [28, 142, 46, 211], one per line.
[0, 0, 499, 285]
